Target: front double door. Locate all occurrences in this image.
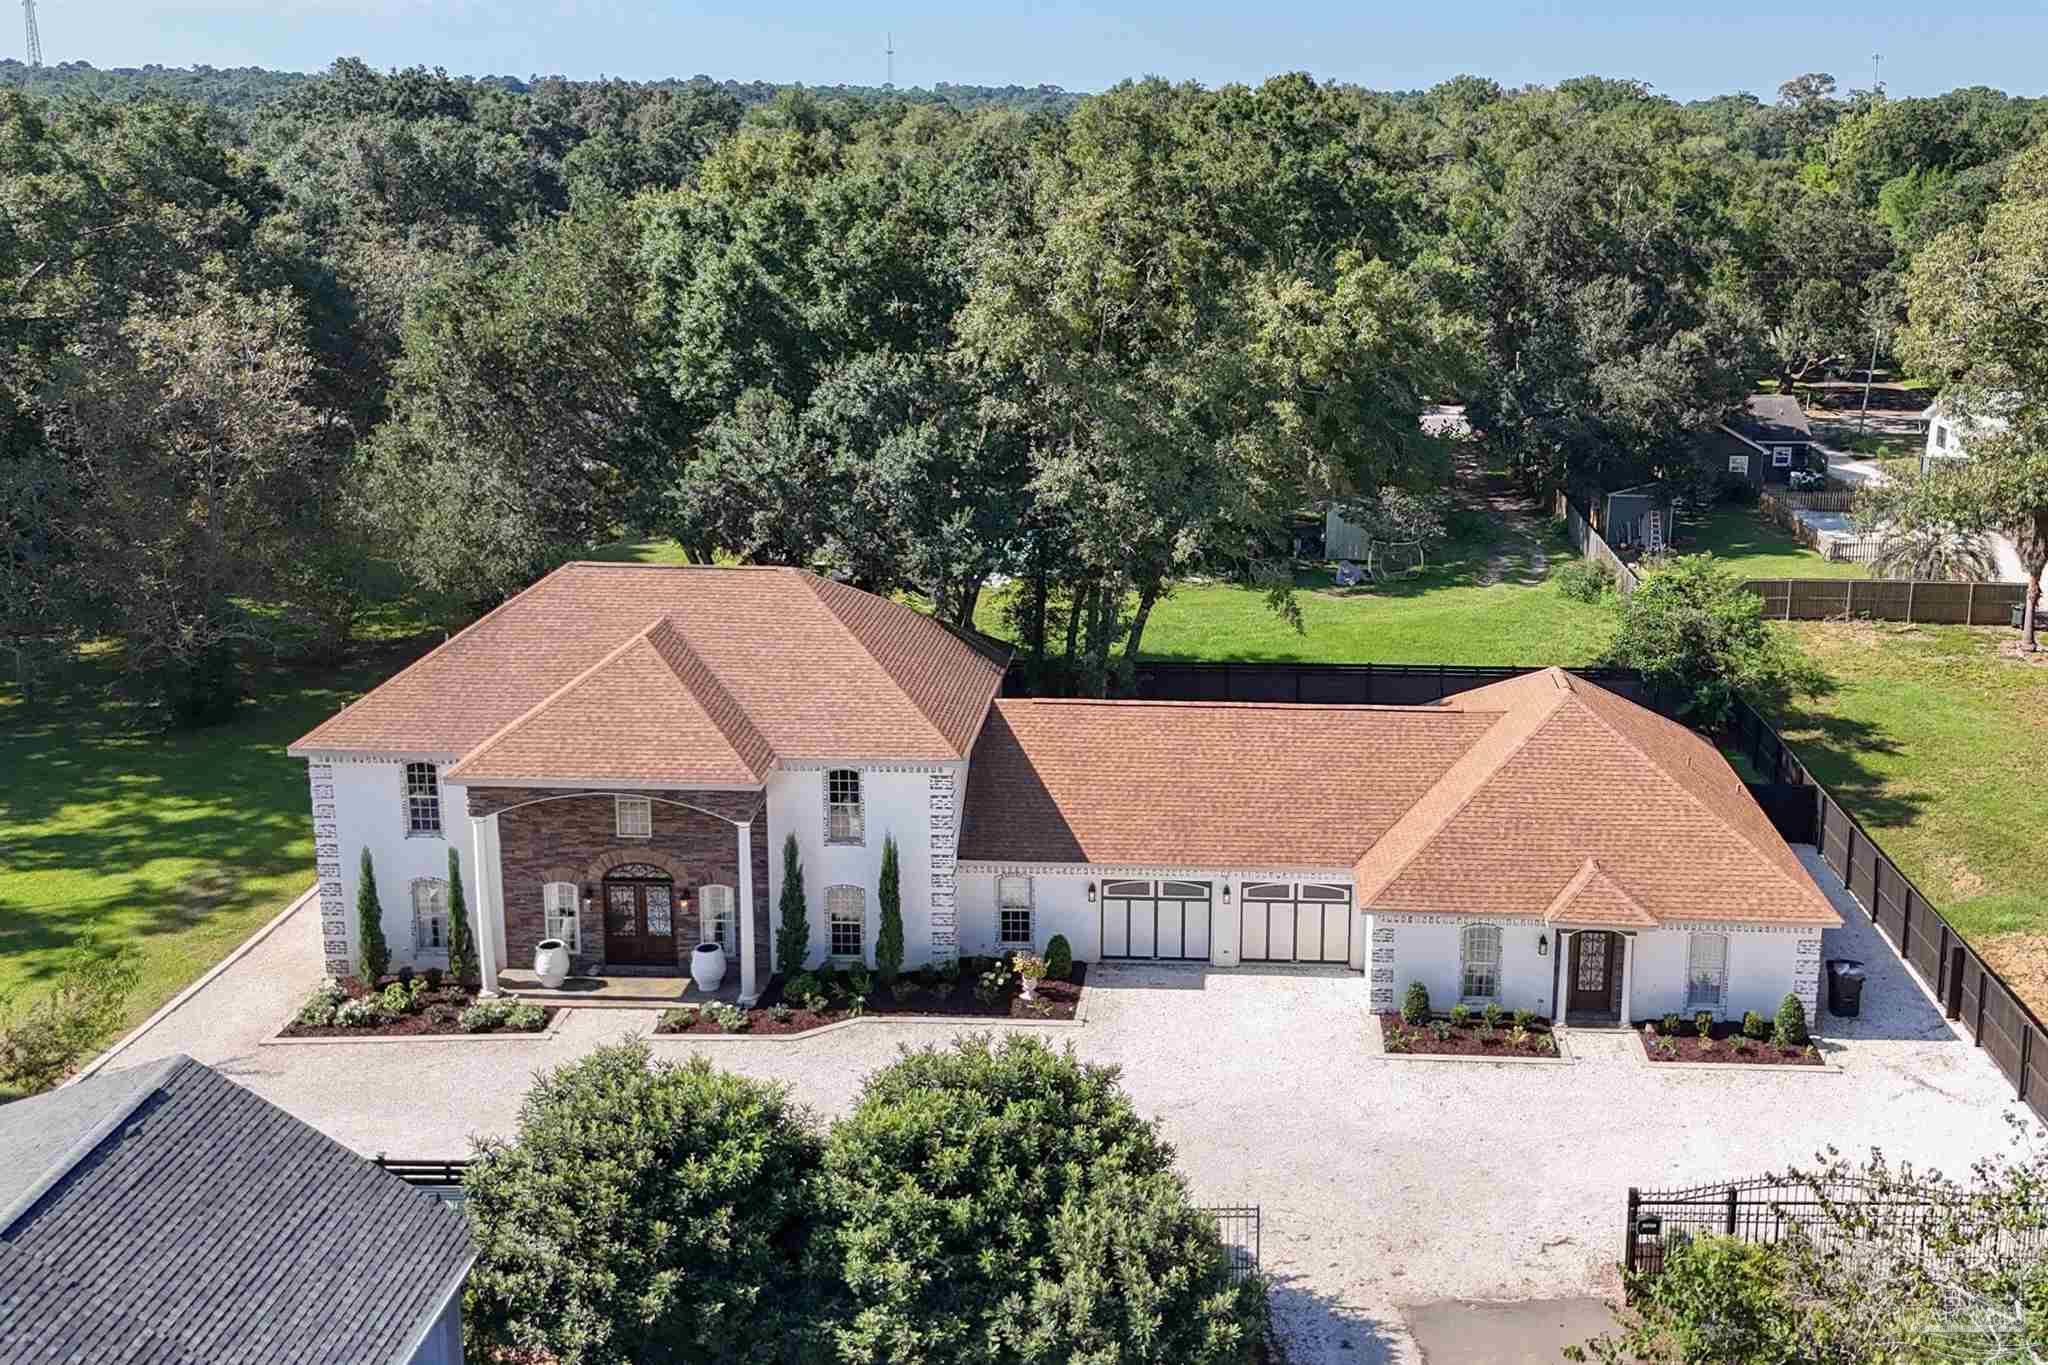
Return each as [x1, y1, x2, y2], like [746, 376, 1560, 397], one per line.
[604, 868, 677, 966]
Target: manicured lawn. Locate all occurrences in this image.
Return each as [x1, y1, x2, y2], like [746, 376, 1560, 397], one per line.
[585, 538, 698, 566]
[1768, 623, 2048, 1011]
[1680, 506, 1866, 581]
[0, 643, 427, 1045]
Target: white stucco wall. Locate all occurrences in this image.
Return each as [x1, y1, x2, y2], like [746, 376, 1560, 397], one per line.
[1630, 925, 1822, 1022]
[1370, 915, 1556, 1016]
[764, 763, 961, 971]
[319, 758, 472, 976]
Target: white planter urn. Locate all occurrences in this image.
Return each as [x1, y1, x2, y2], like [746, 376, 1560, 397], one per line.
[533, 939, 571, 989]
[691, 942, 727, 993]
[1020, 976, 1039, 1001]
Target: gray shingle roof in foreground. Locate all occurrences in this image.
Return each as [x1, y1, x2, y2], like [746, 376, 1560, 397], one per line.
[0, 1055, 474, 1365]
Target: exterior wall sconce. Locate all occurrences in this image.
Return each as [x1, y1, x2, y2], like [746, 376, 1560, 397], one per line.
[1086, 881, 1097, 904]
[582, 884, 595, 915]
[1221, 883, 1232, 903]
[1537, 933, 1550, 958]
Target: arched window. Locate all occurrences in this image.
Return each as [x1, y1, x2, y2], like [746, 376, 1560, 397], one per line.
[1686, 933, 1728, 1010]
[825, 770, 864, 844]
[827, 885, 865, 959]
[1460, 925, 1501, 1000]
[700, 884, 736, 954]
[410, 878, 448, 953]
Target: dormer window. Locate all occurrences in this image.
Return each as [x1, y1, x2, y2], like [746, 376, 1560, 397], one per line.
[825, 770, 864, 845]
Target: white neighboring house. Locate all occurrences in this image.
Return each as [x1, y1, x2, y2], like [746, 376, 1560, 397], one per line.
[291, 566, 1838, 1024]
[1921, 397, 2008, 475]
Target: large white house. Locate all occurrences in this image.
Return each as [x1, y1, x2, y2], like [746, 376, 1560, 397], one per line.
[291, 563, 1838, 1023]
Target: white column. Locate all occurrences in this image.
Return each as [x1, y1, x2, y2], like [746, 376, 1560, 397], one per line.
[1618, 932, 1635, 1027]
[1551, 930, 1570, 1025]
[470, 814, 502, 998]
[736, 820, 758, 1006]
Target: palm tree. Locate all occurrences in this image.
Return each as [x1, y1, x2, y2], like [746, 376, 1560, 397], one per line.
[1868, 519, 1997, 582]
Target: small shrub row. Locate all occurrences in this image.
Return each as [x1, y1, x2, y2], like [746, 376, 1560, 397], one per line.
[460, 998, 546, 1034]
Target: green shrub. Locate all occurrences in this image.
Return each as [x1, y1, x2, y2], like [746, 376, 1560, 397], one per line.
[506, 1003, 545, 1031]
[1045, 934, 1074, 981]
[1742, 1010, 1769, 1041]
[775, 832, 810, 979]
[657, 1006, 698, 1032]
[424, 966, 444, 991]
[1513, 1009, 1535, 1029]
[1430, 1020, 1453, 1042]
[295, 976, 348, 1028]
[0, 935, 141, 1094]
[355, 847, 389, 985]
[844, 966, 873, 1002]
[704, 1001, 750, 1033]
[1449, 1003, 1471, 1026]
[876, 833, 904, 986]
[1483, 1003, 1504, 1030]
[335, 996, 392, 1028]
[766, 1003, 794, 1024]
[465, 1042, 820, 1364]
[1694, 1010, 1715, 1037]
[975, 961, 1010, 1005]
[786, 972, 825, 1011]
[1555, 557, 1613, 603]
[810, 1035, 1266, 1365]
[1662, 1012, 1681, 1036]
[460, 998, 523, 1033]
[1401, 981, 1430, 1024]
[446, 846, 478, 987]
[936, 956, 962, 985]
[379, 981, 421, 1015]
[1773, 994, 1810, 1047]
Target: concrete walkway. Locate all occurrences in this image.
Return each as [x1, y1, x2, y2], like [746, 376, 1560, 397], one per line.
[91, 849, 2032, 1364]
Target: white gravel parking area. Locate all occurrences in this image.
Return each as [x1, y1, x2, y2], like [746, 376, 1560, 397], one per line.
[92, 847, 2030, 1364]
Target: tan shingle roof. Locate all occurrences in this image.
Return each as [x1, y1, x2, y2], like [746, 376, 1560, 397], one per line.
[292, 565, 1010, 781]
[962, 669, 1841, 929]
[958, 699, 1500, 868]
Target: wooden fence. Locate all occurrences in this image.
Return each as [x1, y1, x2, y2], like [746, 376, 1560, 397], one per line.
[1130, 660, 1655, 708]
[1773, 489, 1859, 513]
[1559, 495, 1641, 597]
[1726, 702, 2048, 1125]
[1745, 577, 2026, 624]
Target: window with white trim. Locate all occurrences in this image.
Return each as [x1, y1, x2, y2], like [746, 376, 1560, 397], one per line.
[404, 763, 442, 836]
[411, 879, 448, 953]
[825, 770, 864, 844]
[1686, 932, 1728, 1010]
[542, 881, 580, 953]
[1934, 424, 1948, 450]
[1460, 924, 1501, 1000]
[700, 884, 736, 954]
[615, 795, 652, 839]
[1727, 453, 1750, 476]
[997, 875, 1034, 946]
[1772, 446, 1794, 468]
[827, 885, 865, 959]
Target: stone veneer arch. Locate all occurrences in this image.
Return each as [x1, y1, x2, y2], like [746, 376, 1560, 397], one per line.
[582, 848, 694, 885]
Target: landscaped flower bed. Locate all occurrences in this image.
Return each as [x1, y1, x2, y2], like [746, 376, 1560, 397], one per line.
[281, 973, 556, 1037]
[654, 952, 1087, 1037]
[1379, 1006, 1561, 1057]
[1638, 1005, 1823, 1066]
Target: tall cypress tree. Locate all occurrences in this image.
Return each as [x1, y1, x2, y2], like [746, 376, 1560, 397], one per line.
[774, 833, 809, 979]
[356, 847, 389, 985]
[875, 833, 904, 984]
[446, 846, 477, 986]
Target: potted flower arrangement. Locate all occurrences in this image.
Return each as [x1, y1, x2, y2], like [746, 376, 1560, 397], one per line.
[691, 940, 727, 992]
[534, 938, 571, 989]
[1012, 951, 1048, 1001]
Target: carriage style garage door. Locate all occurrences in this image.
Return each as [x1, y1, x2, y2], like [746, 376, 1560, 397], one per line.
[1101, 880, 1213, 961]
[1241, 883, 1353, 964]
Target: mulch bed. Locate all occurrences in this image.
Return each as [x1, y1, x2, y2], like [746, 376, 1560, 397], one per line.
[280, 978, 558, 1038]
[656, 960, 1088, 1036]
[1638, 1023, 1822, 1066]
[1378, 1012, 1560, 1058]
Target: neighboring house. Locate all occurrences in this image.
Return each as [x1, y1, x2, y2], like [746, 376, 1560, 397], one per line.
[1920, 397, 2007, 475]
[1710, 395, 1823, 489]
[293, 567, 1838, 1024]
[0, 1055, 474, 1365]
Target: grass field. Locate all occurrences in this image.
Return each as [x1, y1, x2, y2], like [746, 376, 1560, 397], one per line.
[1771, 623, 2048, 1012]
[1681, 506, 1866, 581]
[0, 644, 421, 1044]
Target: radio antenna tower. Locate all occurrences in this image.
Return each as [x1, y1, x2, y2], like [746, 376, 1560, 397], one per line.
[23, 0, 42, 67]
[885, 31, 894, 88]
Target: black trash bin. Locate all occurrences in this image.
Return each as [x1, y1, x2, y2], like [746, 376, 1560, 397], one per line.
[1827, 959, 1866, 1018]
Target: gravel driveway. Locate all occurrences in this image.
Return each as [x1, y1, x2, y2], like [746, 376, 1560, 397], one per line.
[94, 848, 2030, 1364]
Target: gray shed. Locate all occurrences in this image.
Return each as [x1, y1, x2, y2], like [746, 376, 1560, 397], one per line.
[1601, 484, 1673, 552]
[0, 1055, 476, 1365]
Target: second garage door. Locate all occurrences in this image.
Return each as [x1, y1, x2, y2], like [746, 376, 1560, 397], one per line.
[1241, 882, 1353, 964]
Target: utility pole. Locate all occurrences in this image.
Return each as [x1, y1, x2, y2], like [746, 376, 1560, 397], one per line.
[1856, 294, 1884, 437]
[23, 0, 41, 68]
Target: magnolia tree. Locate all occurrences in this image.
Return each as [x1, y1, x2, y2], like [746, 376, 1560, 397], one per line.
[1897, 137, 2048, 650]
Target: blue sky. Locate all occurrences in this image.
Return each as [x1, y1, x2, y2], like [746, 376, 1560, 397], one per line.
[30, 0, 2048, 102]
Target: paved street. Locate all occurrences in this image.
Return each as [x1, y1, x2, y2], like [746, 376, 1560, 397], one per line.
[93, 849, 2030, 1363]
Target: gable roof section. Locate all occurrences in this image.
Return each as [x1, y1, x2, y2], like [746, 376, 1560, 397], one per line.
[959, 698, 1500, 868]
[1733, 394, 1813, 444]
[292, 564, 1011, 779]
[961, 669, 1839, 929]
[1356, 670, 1840, 927]
[446, 619, 771, 787]
[0, 1056, 473, 1365]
